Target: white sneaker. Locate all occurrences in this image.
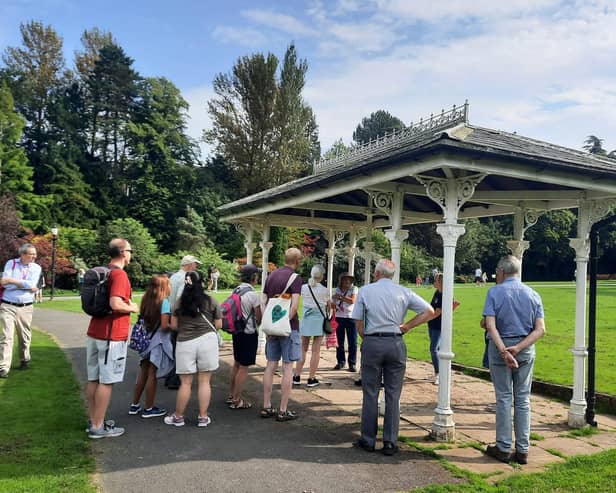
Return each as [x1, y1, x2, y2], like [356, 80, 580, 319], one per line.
[434, 375, 439, 385]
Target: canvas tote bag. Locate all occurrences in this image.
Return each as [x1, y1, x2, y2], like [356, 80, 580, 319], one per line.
[261, 273, 298, 337]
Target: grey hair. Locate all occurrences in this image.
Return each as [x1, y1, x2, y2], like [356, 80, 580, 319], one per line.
[374, 259, 395, 279]
[497, 255, 521, 275]
[308, 264, 325, 287]
[18, 243, 36, 255]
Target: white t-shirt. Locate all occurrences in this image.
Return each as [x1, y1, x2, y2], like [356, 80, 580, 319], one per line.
[301, 283, 329, 311]
[334, 285, 359, 318]
[169, 269, 186, 312]
[475, 268, 482, 278]
[238, 283, 261, 334]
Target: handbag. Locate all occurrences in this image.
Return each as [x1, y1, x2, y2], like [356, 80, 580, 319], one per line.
[307, 284, 333, 335]
[129, 317, 154, 353]
[261, 273, 298, 337]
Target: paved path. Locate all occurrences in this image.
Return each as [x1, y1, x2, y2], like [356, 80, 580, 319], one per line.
[34, 308, 616, 491]
[34, 309, 459, 493]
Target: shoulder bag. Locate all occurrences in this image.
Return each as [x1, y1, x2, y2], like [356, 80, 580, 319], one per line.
[261, 273, 298, 337]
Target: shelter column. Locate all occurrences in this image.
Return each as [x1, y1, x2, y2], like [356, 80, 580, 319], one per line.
[506, 207, 541, 276]
[362, 214, 374, 286]
[567, 199, 613, 427]
[347, 230, 358, 276]
[237, 223, 256, 265]
[257, 224, 271, 355]
[371, 191, 405, 283]
[418, 173, 485, 442]
[385, 229, 409, 284]
[433, 222, 465, 441]
[324, 229, 345, 295]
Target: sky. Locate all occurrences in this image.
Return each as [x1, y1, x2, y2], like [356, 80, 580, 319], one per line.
[2, 0, 616, 157]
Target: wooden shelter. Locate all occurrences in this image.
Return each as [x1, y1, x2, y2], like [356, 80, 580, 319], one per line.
[219, 102, 616, 440]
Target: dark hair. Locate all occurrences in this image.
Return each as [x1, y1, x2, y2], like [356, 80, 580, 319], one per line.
[176, 271, 213, 317]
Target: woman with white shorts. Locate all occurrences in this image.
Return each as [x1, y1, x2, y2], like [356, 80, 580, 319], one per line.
[165, 271, 221, 428]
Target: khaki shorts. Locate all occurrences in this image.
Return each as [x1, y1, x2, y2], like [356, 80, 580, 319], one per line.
[86, 337, 127, 384]
[176, 332, 219, 374]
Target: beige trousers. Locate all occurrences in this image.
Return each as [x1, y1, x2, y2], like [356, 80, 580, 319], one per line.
[0, 303, 34, 372]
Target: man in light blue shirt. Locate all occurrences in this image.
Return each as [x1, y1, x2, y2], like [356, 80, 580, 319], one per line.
[351, 259, 434, 455]
[0, 243, 42, 377]
[483, 255, 545, 465]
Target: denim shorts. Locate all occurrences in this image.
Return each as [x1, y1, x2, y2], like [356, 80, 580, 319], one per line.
[265, 330, 301, 363]
[86, 337, 127, 384]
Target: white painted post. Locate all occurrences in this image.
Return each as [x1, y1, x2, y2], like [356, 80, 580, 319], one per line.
[385, 229, 408, 284]
[257, 225, 271, 355]
[347, 229, 357, 276]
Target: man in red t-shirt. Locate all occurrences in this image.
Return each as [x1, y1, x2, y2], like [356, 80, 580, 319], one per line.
[86, 238, 139, 439]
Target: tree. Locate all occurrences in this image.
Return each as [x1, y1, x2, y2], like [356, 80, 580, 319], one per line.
[353, 110, 405, 145]
[205, 44, 320, 195]
[0, 194, 22, 266]
[176, 207, 210, 251]
[74, 27, 114, 79]
[123, 76, 198, 247]
[0, 82, 33, 196]
[323, 138, 348, 159]
[2, 21, 69, 195]
[97, 217, 159, 287]
[583, 135, 607, 155]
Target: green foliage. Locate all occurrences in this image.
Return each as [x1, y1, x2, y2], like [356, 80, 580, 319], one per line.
[269, 226, 289, 266]
[352, 109, 405, 144]
[0, 82, 33, 197]
[400, 242, 440, 281]
[323, 138, 348, 159]
[205, 44, 319, 195]
[58, 226, 98, 266]
[97, 217, 159, 287]
[0, 194, 21, 266]
[176, 206, 210, 251]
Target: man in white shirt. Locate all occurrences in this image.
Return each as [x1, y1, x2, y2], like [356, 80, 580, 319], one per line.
[166, 255, 201, 389]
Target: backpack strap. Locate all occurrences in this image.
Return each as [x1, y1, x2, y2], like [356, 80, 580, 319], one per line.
[103, 264, 123, 365]
[280, 273, 298, 297]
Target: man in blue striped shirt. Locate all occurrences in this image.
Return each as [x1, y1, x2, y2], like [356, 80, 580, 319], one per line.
[483, 255, 545, 465]
[351, 259, 434, 455]
[0, 244, 42, 377]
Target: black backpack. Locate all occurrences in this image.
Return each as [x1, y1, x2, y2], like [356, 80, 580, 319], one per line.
[81, 265, 119, 317]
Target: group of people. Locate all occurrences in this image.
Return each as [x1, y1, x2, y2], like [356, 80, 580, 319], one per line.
[1, 239, 546, 465]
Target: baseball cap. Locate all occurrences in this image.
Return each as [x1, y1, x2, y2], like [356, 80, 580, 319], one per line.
[181, 255, 202, 266]
[241, 264, 262, 277]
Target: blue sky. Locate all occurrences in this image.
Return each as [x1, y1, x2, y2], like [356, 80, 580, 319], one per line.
[2, 0, 615, 156]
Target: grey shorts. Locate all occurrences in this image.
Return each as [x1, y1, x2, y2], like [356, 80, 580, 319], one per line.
[86, 337, 127, 384]
[176, 332, 219, 374]
[265, 330, 301, 363]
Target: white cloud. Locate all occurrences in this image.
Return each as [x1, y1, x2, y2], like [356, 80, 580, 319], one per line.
[241, 9, 318, 37]
[183, 85, 215, 159]
[211, 26, 268, 47]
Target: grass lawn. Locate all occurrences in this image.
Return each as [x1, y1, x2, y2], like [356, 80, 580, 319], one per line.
[0, 330, 95, 493]
[405, 282, 616, 395]
[40, 282, 616, 394]
[411, 448, 616, 492]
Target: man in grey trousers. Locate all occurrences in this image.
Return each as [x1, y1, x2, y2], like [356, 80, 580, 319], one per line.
[351, 259, 434, 455]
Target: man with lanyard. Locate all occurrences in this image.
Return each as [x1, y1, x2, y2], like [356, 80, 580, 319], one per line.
[351, 259, 434, 455]
[86, 238, 138, 438]
[0, 243, 42, 378]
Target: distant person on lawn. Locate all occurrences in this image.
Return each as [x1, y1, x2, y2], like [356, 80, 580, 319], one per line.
[86, 239, 138, 438]
[483, 255, 545, 465]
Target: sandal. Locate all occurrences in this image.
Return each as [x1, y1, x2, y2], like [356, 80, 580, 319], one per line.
[225, 395, 234, 404]
[229, 399, 252, 410]
[260, 407, 276, 418]
[276, 410, 298, 422]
